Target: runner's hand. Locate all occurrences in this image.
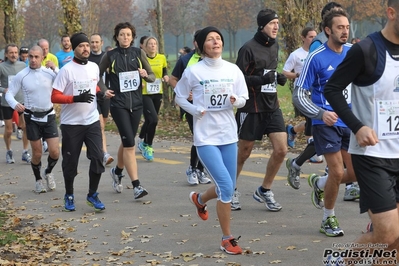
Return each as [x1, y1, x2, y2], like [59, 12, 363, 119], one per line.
[73, 91, 95, 103]
[262, 71, 276, 85]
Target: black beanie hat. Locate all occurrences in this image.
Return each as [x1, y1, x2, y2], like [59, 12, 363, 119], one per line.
[196, 26, 224, 53]
[70, 33, 89, 50]
[257, 9, 278, 31]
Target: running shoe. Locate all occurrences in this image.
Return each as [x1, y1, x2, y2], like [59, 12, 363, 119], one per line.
[186, 166, 199, 185]
[86, 192, 105, 211]
[253, 187, 282, 211]
[220, 236, 242, 255]
[64, 194, 75, 211]
[110, 167, 123, 193]
[138, 139, 144, 152]
[308, 173, 324, 209]
[22, 150, 32, 163]
[286, 124, 296, 148]
[231, 189, 241, 211]
[343, 183, 360, 201]
[35, 179, 47, 193]
[103, 152, 114, 166]
[142, 145, 154, 161]
[6, 150, 15, 164]
[308, 154, 324, 163]
[42, 170, 56, 190]
[133, 185, 148, 199]
[189, 191, 208, 220]
[286, 158, 300, 189]
[16, 129, 23, 140]
[320, 215, 344, 237]
[42, 140, 48, 153]
[195, 169, 211, 184]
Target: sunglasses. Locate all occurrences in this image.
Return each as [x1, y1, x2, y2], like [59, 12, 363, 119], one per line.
[20, 48, 29, 52]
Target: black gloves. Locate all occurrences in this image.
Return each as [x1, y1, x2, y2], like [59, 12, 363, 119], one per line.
[96, 91, 105, 104]
[277, 73, 287, 86]
[261, 71, 276, 85]
[73, 91, 95, 103]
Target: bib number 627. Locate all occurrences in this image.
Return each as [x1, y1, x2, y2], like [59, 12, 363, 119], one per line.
[210, 94, 228, 106]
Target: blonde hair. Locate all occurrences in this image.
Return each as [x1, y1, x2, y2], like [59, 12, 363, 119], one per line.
[143, 36, 159, 54]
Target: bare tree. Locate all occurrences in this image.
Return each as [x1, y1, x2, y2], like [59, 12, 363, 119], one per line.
[22, 0, 62, 48]
[206, 0, 258, 60]
[98, 0, 135, 43]
[79, 0, 101, 35]
[160, 0, 208, 59]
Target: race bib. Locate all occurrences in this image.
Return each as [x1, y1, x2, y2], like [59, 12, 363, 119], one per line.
[377, 99, 399, 139]
[203, 82, 233, 111]
[260, 69, 277, 93]
[119, 71, 140, 92]
[147, 78, 162, 94]
[325, 84, 352, 105]
[73, 80, 96, 96]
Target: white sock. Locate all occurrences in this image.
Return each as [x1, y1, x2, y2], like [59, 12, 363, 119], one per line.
[316, 174, 328, 190]
[292, 160, 301, 170]
[323, 208, 334, 221]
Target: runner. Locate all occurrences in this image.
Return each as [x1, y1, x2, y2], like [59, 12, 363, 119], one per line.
[88, 33, 114, 166]
[293, 9, 357, 237]
[6, 45, 59, 193]
[51, 32, 106, 212]
[324, 0, 399, 261]
[175, 26, 248, 255]
[0, 44, 31, 164]
[234, 9, 287, 211]
[98, 22, 155, 198]
[137, 36, 169, 161]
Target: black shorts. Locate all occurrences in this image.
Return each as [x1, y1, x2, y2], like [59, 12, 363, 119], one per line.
[312, 125, 350, 155]
[236, 109, 285, 141]
[97, 98, 110, 118]
[2, 106, 15, 120]
[24, 114, 59, 141]
[352, 154, 399, 214]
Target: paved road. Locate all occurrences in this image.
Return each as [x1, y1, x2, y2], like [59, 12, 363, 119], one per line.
[0, 132, 369, 266]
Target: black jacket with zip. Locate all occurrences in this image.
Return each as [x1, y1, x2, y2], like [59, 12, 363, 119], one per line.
[98, 46, 155, 111]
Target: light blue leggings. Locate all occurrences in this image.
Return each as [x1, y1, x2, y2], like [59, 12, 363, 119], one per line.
[196, 143, 237, 203]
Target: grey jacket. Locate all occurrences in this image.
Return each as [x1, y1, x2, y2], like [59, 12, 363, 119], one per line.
[0, 60, 26, 107]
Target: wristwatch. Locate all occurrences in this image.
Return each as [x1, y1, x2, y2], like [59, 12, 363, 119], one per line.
[296, 73, 300, 78]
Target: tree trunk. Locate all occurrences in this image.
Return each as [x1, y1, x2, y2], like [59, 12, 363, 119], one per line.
[2, 0, 18, 44]
[155, 0, 171, 108]
[228, 30, 232, 60]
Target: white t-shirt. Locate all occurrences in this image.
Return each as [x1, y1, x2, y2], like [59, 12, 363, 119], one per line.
[283, 47, 308, 86]
[174, 57, 248, 146]
[53, 60, 99, 125]
[6, 66, 56, 113]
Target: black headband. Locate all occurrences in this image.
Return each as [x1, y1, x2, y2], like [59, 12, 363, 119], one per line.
[257, 12, 278, 30]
